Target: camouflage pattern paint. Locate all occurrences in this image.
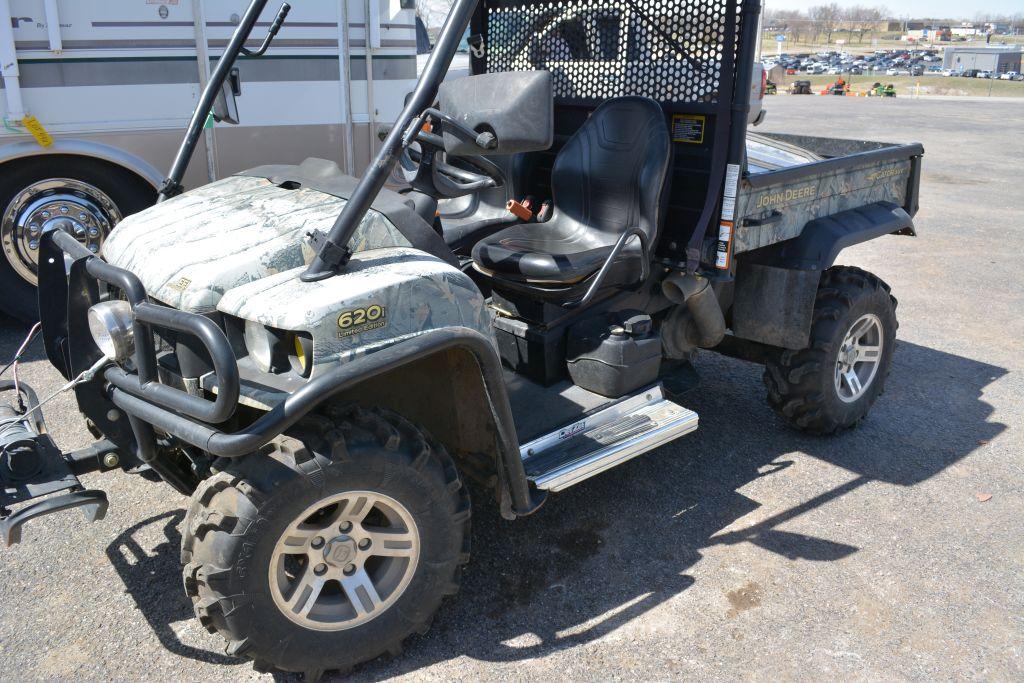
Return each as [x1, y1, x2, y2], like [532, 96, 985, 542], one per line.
[734, 158, 911, 254]
[216, 247, 493, 375]
[101, 175, 411, 313]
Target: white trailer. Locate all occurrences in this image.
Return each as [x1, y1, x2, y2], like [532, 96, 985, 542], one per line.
[0, 0, 418, 321]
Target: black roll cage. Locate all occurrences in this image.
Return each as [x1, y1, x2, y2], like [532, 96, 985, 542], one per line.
[162, 0, 761, 279]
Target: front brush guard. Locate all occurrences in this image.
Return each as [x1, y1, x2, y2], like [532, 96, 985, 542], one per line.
[1, 490, 108, 547]
[36, 230, 544, 518]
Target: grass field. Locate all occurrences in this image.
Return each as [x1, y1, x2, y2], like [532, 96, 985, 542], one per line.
[773, 73, 1024, 97]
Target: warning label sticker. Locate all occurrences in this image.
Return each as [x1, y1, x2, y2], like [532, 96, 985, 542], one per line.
[721, 163, 741, 221]
[671, 114, 705, 144]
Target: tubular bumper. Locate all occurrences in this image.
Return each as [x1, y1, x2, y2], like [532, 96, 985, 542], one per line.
[37, 231, 542, 516]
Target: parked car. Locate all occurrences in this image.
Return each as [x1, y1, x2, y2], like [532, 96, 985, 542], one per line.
[999, 71, 1020, 80]
[976, 70, 993, 79]
[941, 69, 957, 76]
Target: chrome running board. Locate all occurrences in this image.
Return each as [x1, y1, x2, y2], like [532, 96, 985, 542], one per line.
[520, 385, 698, 492]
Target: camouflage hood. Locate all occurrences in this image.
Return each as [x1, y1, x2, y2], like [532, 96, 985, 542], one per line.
[217, 247, 493, 373]
[101, 175, 411, 313]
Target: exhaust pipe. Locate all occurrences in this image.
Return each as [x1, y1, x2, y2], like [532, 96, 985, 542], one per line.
[661, 272, 726, 356]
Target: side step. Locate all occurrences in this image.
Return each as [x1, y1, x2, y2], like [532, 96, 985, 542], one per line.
[520, 385, 698, 492]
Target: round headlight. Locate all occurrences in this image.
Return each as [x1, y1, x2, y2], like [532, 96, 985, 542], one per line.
[244, 319, 274, 372]
[87, 300, 135, 361]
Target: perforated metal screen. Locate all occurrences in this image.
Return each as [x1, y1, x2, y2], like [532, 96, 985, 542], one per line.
[482, 0, 739, 106]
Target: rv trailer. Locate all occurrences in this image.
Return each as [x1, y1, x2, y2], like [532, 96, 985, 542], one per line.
[0, 0, 418, 321]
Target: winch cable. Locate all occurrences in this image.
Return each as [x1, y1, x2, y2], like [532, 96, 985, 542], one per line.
[0, 355, 109, 432]
[0, 322, 41, 411]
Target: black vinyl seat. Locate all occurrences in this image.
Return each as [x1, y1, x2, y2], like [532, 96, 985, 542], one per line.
[472, 96, 670, 297]
[438, 153, 537, 253]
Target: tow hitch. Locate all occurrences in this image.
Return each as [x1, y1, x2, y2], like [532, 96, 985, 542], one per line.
[1, 349, 117, 546]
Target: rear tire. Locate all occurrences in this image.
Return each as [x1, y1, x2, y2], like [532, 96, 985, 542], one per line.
[763, 266, 898, 434]
[180, 406, 470, 677]
[0, 156, 155, 322]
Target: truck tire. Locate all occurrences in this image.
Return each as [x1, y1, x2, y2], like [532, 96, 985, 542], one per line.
[0, 156, 155, 322]
[763, 266, 898, 435]
[180, 405, 470, 678]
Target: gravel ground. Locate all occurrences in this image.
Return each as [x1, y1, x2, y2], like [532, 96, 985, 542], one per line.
[1, 96, 1022, 681]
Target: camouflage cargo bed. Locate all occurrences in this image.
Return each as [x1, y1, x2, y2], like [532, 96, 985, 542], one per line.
[734, 133, 923, 255]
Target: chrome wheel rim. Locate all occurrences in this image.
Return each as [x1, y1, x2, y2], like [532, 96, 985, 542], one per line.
[269, 490, 420, 631]
[834, 313, 883, 403]
[1, 178, 121, 285]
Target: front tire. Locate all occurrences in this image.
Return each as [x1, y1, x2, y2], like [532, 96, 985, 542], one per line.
[180, 406, 471, 677]
[763, 266, 898, 434]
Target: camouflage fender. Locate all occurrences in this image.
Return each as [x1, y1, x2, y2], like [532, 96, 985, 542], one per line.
[216, 247, 494, 374]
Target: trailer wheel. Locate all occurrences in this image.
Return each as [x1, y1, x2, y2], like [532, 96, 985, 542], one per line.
[0, 156, 155, 322]
[763, 266, 898, 435]
[180, 406, 470, 678]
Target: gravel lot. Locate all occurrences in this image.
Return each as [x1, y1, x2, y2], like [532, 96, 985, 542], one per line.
[1, 96, 1022, 681]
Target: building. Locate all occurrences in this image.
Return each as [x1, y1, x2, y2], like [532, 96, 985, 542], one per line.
[942, 46, 1023, 74]
[951, 25, 980, 37]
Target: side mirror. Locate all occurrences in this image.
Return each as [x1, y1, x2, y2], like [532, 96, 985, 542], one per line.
[212, 68, 242, 125]
[438, 71, 553, 156]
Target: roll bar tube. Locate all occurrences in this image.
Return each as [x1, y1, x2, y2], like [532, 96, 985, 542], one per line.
[159, 0, 290, 201]
[300, 0, 480, 281]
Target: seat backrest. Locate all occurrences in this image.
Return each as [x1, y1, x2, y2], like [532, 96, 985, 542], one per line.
[549, 96, 670, 246]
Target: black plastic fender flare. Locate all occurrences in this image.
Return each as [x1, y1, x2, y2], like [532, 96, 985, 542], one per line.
[110, 327, 545, 517]
[771, 201, 915, 271]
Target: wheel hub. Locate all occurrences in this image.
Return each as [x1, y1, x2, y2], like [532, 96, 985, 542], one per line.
[834, 313, 884, 403]
[1, 178, 121, 285]
[269, 490, 420, 631]
[323, 535, 358, 568]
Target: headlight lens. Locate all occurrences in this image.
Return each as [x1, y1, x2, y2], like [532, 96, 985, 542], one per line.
[87, 300, 135, 361]
[244, 319, 275, 372]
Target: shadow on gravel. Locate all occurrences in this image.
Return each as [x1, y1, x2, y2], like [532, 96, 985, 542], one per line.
[346, 340, 1007, 680]
[97, 340, 1006, 680]
[105, 510, 243, 667]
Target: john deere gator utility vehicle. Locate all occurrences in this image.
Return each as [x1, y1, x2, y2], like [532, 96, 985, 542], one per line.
[1, 0, 923, 676]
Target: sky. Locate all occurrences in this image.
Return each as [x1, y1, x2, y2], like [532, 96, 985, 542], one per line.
[764, 0, 1021, 18]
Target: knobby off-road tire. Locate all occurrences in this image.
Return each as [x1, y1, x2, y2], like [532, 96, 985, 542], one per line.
[763, 266, 898, 435]
[180, 405, 471, 678]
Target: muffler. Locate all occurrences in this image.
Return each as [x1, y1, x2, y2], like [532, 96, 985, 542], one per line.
[661, 272, 726, 358]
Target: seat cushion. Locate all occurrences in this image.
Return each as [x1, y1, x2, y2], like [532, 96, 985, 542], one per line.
[438, 153, 537, 252]
[441, 213, 519, 253]
[472, 222, 640, 284]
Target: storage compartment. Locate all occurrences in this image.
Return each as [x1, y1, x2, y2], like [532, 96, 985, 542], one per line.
[493, 316, 567, 386]
[566, 312, 661, 398]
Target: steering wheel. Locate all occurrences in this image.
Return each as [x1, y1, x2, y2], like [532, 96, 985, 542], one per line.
[396, 112, 507, 199]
